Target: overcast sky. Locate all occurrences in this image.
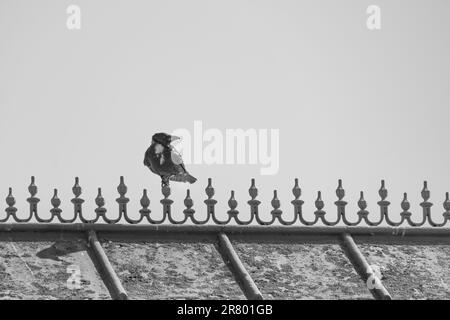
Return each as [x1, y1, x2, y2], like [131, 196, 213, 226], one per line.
[1, 0, 449, 223]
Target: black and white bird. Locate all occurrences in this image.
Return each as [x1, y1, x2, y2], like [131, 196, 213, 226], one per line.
[143, 133, 197, 187]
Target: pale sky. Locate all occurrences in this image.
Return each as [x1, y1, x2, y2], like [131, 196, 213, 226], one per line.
[1, 0, 449, 223]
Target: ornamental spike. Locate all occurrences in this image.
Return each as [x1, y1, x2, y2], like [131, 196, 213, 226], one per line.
[95, 188, 105, 208]
[51, 189, 61, 209]
[117, 176, 127, 197]
[271, 190, 280, 210]
[184, 189, 193, 209]
[444, 192, 450, 212]
[292, 178, 301, 199]
[421, 181, 430, 201]
[379, 180, 387, 200]
[140, 189, 150, 209]
[315, 191, 324, 210]
[336, 179, 345, 200]
[205, 178, 214, 199]
[358, 191, 367, 210]
[72, 177, 82, 198]
[228, 190, 237, 211]
[28, 176, 37, 197]
[249, 178, 258, 200]
[6, 187, 15, 207]
[401, 193, 410, 211]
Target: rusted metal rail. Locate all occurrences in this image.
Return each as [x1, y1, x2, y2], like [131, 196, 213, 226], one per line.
[339, 233, 391, 300]
[2, 223, 450, 236]
[217, 232, 263, 300]
[87, 230, 128, 300]
[1, 176, 450, 300]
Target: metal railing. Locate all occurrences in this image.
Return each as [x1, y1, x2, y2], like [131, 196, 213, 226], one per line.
[2, 176, 450, 227]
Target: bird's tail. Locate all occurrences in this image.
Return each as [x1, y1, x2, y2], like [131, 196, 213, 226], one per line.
[186, 174, 197, 184]
[170, 173, 197, 184]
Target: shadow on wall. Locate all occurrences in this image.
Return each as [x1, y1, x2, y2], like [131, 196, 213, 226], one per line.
[36, 241, 86, 262]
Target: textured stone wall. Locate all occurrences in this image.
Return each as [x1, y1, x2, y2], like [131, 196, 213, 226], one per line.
[1, 239, 450, 299]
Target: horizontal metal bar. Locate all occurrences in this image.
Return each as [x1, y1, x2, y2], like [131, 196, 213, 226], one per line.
[0, 223, 450, 236]
[87, 230, 128, 300]
[2, 231, 449, 245]
[339, 233, 392, 300]
[217, 233, 263, 300]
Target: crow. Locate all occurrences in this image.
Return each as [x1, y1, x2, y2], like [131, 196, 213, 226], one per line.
[144, 133, 197, 187]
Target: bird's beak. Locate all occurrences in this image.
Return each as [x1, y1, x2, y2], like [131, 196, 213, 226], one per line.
[170, 135, 180, 142]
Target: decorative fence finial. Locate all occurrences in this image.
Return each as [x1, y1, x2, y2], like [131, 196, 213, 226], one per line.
[72, 177, 81, 197]
[271, 190, 282, 217]
[379, 180, 387, 200]
[205, 178, 214, 199]
[292, 178, 301, 199]
[139, 189, 151, 219]
[67, 177, 84, 223]
[94, 188, 106, 222]
[315, 191, 325, 215]
[6, 188, 15, 208]
[227, 190, 238, 218]
[401, 193, 411, 215]
[443, 192, 450, 219]
[421, 181, 430, 201]
[420, 181, 437, 226]
[331, 179, 347, 226]
[183, 189, 196, 222]
[357, 191, 368, 217]
[292, 178, 314, 225]
[205, 178, 219, 224]
[50, 189, 62, 221]
[336, 179, 345, 201]
[28, 176, 37, 197]
[245, 178, 259, 225]
[117, 176, 137, 224]
[3, 188, 17, 222]
[249, 178, 258, 200]
[358, 191, 367, 210]
[378, 180, 395, 225]
[21, 176, 38, 223]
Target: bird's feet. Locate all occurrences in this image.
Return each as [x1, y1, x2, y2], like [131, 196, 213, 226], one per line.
[161, 178, 170, 188]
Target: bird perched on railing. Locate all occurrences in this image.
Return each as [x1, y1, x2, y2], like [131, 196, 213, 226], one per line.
[144, 133, 197, 187]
